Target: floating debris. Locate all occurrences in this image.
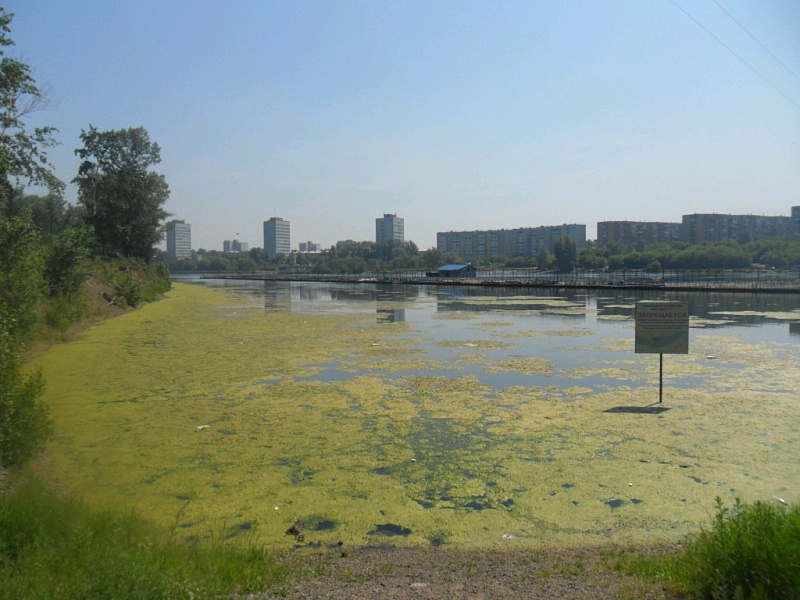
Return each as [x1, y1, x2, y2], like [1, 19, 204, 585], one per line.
[285, 519, 305, 541]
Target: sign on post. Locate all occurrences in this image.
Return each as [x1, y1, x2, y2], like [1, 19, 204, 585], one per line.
[635, 301, 689, 354]
[635, 301, 689, 403]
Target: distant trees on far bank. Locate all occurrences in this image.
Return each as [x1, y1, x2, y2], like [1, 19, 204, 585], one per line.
[165, 235, 800, 274]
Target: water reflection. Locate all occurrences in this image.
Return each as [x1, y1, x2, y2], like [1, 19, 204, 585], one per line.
[182, 279, 798, 401]
[194, 278, 800, 338]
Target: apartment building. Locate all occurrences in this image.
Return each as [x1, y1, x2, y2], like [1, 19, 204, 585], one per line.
[682, 213, 792, 244]
[437, 224, 586, 259]
[263, 217, 291, 258]
[376, 213, 404, 243]
[166, 219, 191, 259]
[597, 221, 682, 247]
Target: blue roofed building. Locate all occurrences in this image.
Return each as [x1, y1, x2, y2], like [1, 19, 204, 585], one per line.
[437, 264, 478, 278]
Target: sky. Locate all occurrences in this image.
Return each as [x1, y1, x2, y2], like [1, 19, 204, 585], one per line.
[6, 0, 800, 251]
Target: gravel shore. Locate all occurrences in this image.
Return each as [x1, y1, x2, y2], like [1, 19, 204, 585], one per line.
[257, 544, 687, 599]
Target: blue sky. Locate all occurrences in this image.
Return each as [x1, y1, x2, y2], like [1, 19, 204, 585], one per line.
[7, 0, 800, 251]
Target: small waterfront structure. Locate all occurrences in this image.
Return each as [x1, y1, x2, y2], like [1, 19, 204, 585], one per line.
[437, 264, 478, 278]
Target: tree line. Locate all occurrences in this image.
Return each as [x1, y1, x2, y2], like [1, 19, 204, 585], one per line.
[1, 8, 171, 471]
[169, 235, 800, 275]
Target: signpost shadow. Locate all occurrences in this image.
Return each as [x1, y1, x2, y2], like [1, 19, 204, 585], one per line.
[603, 404, 672, 414]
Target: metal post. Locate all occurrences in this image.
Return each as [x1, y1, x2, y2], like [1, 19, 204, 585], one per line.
[659, 353, 663, 403]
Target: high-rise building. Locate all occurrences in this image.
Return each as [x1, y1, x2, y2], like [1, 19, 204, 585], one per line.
[792, 206, 800, 237]
[263, 217, 290, 258]
[166, 220, 191, 259]
[376, 213, 404, 243]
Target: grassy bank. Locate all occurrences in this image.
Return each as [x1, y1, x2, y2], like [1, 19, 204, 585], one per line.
[0, 475, 294, 600]
[35, 258, 172, 346]
[4, 478, 799, 599]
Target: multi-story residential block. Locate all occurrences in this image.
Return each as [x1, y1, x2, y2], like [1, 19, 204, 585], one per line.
[299, 241, 320, 252]
[263, 217, 291, 258]
[681, 213, 792, 244]
[376, 213, 404, 243]
[224, 239, 249, 252]
[166, 219, 191, 259]
[792, 206, 800, 237]
[437, 224, 585, 259]
[597, 221, 682, 247]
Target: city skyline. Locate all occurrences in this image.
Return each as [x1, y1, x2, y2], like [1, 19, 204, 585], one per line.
[8, 1, 800, 251]
[174, 202, 797, 255]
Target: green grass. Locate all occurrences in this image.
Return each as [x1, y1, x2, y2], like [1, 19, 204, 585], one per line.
[0, 476, 293, 600]
[619, 497, 800, 600]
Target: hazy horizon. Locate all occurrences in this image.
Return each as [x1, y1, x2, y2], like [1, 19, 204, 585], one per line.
[8, 0, 800, 251]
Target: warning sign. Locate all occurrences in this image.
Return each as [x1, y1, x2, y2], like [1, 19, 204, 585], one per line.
[635, 301, 689, 354]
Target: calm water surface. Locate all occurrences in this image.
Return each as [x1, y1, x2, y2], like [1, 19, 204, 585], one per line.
[194, 279, 800, 394]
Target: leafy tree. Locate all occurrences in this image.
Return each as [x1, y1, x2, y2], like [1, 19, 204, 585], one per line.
[74, 126, 170, 261]
[0, 11, 61, 469]
[0, 9, 62, 197]
[43, 225, 91, 297]
[577, 247, 606, 269]
[24, 191, 82, 236]
[553, 236, 577, 271]
[535, 246, 551, 269]
[422, 248, 445, 269]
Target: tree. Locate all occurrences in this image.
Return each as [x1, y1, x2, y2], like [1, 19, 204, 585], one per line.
[24, 191, 82, 236]
[553, 236, 577, 271]
[74, 126, 170, 261]
[0, 9, 62, 198]
[0, 10, 59, 470]
[535, 246, 551, 270]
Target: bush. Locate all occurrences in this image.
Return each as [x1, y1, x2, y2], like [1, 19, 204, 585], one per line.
[684, 497, 800, 600]
[112, 271, 142, 308]
[623, 497, 800, 599]
[42, 292, 88, 333]
[0, 343, 51, 470]
[43, 226, 91, 298]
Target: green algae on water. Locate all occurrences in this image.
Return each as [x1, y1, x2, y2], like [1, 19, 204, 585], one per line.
[36, 283, 800, 550]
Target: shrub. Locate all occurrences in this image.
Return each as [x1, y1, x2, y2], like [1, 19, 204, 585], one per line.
[42, 292, 88, 333]
[684, 497, 800, 600]
[112, 271, 142, 308]
[623, 497, 800, 599]
[0, 343, 51, 470]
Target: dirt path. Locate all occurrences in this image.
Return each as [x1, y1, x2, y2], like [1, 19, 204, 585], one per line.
[258, 544, 685, 599]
